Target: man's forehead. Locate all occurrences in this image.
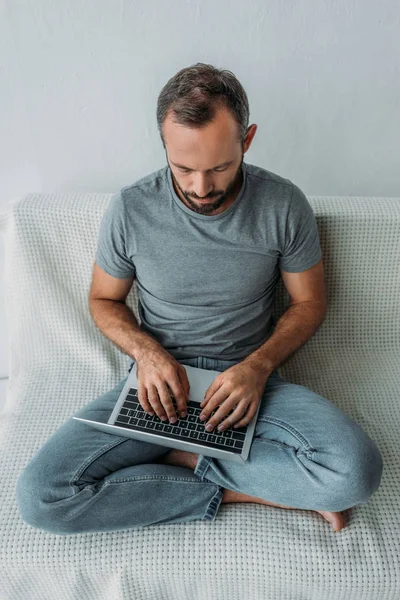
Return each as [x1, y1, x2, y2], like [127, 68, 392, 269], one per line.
[170, 158, 234, 170]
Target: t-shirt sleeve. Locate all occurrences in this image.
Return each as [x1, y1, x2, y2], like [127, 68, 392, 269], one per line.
[279, 183, 322, 272]
[94, 192, 136, 279]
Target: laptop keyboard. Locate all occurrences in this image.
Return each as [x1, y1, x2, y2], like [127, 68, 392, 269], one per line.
[114, 387, 247, 455]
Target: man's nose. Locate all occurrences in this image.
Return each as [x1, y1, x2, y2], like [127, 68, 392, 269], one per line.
[193, 175, 213, 198]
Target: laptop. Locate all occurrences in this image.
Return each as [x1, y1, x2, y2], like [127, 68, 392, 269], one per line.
[73, 359, 262, 463]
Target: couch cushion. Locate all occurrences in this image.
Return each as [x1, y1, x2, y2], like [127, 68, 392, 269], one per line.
[0, 193, 399, 599]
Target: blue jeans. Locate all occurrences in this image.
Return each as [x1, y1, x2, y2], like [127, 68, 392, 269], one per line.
[16, 356, 383, 534]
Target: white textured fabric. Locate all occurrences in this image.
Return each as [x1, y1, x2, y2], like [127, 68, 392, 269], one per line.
[0, 193, 399, 600]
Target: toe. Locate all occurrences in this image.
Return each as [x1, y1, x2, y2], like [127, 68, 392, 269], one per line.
[318, 510, 346, 532]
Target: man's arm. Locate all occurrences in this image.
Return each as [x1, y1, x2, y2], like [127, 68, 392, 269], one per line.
[89, 262, 162, 362]
[241, 301, 327, 381]
[89, 299, 160, 362]
[242, 259, 328, 379]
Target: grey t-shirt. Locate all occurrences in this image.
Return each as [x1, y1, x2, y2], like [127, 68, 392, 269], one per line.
[95, 161, 322, 361]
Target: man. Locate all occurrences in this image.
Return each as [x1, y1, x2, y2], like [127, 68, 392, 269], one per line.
[16, 63, 383, 535]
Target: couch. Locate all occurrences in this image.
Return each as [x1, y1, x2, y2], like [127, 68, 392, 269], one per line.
[0, 192, 399, 600]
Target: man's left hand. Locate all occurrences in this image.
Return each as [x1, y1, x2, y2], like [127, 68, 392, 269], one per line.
[199, 361, 270, 432]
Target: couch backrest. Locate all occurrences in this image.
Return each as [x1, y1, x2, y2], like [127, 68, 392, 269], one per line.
[2, 194, 399, 380]
[272, 196, 400, 353]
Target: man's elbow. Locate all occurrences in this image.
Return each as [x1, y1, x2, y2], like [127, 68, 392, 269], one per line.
[307, 301, 327, 325]
[317, 302, 327, 324]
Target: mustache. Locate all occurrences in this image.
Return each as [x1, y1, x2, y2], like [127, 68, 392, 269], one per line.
[191, 192, 222, 199]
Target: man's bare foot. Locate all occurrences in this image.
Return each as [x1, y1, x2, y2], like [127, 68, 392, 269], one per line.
[221, 489, 347, 532]
[159, 452, 347, 532]
[315, 509, 346, 532]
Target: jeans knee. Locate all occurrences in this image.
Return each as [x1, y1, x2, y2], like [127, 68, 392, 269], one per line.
[358, 441, 384, 501]
[341, 437, 384, 508]
[16, 464, 69, 535]
[16, 465, 40, 529]
[16, 464, 48, 531]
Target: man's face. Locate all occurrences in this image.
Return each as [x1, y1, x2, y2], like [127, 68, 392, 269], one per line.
[162, 106, 249, 216]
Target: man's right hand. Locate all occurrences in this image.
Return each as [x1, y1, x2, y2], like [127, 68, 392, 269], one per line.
[135, 346, 190, 423]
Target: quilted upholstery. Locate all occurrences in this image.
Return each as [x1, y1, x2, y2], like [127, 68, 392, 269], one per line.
[0, 193, 399, 600]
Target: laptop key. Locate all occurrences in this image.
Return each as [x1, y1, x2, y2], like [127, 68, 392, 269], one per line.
[117, 415, 129, 423]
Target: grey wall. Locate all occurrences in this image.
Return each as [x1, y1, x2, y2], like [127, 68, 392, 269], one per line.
[0, 0, 399, 382]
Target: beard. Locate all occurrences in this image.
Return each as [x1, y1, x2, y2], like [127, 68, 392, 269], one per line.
[170, 155, 244, 215]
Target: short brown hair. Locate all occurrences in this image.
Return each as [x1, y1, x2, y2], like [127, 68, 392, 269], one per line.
[157, 62, 250, 149]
